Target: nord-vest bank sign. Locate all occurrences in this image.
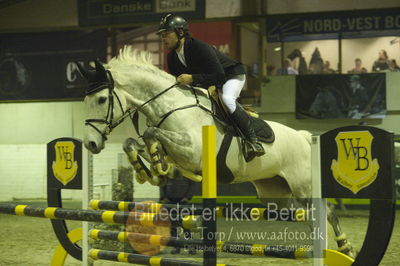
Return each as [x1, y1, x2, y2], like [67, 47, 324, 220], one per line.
[267, 8, 400, 42]
[78, 0, 205, 26]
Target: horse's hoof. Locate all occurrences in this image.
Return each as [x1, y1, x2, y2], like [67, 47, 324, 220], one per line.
[123, 138, 135, 152]
[149, 142, 170, 175]
[339, 245, 358, 259]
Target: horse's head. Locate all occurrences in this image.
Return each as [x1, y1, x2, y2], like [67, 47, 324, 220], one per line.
[77, 60, 128, 154]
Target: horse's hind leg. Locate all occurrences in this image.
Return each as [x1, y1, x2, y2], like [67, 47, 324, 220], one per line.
[252, 177, 296, 209]
[327, 202, 356, 258]
[335, 198, 350, 216]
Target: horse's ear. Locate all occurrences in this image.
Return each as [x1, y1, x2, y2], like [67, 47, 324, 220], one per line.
[94, 58, 110, 84]
[94, 59, 107, 75]
[75, 61, 96, 81]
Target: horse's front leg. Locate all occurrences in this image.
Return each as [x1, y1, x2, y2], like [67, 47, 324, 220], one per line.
[143, 127, 202, 182]
[123, 138, 167, 186]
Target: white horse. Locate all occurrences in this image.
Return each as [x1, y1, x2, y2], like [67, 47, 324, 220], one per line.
[78, 46, 355, 256]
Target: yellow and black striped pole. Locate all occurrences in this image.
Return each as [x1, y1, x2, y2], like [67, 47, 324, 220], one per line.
[89, 229, 203, 249]
[89, 229, 311, 259]
[0, 204, 129, 224]
[0, 204, 195, 229]
[89, 200, 308, 222]
[202, 125, 217, 266]
[89, 249, 203, 266]
[89, 199, 204, 215]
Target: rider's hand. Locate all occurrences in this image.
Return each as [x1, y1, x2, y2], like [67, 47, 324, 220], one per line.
[177, 74, 193, 85]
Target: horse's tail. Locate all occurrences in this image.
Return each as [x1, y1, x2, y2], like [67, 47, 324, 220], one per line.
[298, 130, 312, 145]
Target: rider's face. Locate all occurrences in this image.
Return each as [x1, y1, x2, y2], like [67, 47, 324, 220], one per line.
[161, 31, 179, 50]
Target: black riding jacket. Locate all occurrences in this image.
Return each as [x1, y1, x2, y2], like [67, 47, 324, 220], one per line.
[167, 37, 245, 88]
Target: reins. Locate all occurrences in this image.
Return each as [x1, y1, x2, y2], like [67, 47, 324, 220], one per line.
[156, 85, 213, 127]
[131, 84, 214, 137]
[85, 71, 215, 140]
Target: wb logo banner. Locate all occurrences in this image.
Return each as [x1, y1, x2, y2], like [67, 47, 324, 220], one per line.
[331, 131, 379, 194]
[52, 141, 78, 185]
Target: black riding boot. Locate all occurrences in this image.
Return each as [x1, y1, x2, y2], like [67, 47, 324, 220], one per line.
[231, 106, 265, 161]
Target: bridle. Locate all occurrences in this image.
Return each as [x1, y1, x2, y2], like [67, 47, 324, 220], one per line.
[85, 71, 134, 141]
[83, 64, 214, 141]
[84, 70, 178, 141]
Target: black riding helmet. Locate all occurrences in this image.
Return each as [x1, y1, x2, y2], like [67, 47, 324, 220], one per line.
[157, 14, 188, 35]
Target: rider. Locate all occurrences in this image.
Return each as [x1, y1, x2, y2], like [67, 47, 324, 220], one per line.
[157, 14, 265, 159]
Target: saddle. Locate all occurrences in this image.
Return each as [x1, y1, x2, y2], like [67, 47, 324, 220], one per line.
[208, 86, 275, 144]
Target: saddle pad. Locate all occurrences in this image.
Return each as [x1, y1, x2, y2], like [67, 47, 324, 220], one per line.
[210, 96, 275, 144]
[251, 117, 275, 143]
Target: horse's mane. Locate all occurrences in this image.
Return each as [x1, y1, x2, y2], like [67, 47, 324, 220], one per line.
[108, 45, 153, 67]
[105, 45, 175, 86]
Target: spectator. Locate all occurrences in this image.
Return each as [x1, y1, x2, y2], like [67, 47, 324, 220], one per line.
[348, 58, 367, 74]
[275, 59, 298, 75]
[160, 173, 196, 254]
[372, 49, 392, 72]
[287, 48, 308, 74]
[390, 59, 400, 71]
[323, 60, 335, 74]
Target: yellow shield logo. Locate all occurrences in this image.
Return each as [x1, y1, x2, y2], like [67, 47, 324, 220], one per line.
[331, 131, 379, 194]
[52, 141, 78, 185]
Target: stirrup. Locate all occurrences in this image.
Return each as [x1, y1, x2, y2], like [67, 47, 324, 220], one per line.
[243, 141, 265, 162]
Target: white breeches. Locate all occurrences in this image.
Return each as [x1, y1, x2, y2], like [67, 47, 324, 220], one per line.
[221, 74, 246, 114]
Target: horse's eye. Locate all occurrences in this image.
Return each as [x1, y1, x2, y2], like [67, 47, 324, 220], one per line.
[98, 97, 107, 104]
